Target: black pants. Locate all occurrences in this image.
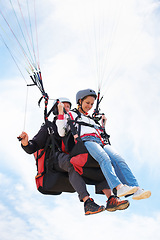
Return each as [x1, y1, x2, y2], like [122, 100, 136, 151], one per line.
[55, 152, 110, 201]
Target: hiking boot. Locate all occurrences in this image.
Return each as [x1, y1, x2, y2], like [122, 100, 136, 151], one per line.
[84, 198, 105, 215]
[113, 185, 138, 198]
[106, 195, 130, 212]
[132, 188, 151, 200]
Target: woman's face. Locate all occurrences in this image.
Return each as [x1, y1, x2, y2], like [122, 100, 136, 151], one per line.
[81, 96, 95, 113]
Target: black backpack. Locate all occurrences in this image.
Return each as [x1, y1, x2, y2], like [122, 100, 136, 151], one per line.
[34, 130, 75, 195]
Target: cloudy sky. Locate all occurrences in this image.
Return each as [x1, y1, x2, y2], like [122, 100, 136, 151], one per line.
[0, 0, 160, 239]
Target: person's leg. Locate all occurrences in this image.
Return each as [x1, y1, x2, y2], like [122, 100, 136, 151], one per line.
[104, 145, 151, 200]
[84, 141, 121, 190]
[84, 141, 138, 197]
[104, 145, 139, 187]
[57, 152, 105, 215]
[57, 152, 90, 200]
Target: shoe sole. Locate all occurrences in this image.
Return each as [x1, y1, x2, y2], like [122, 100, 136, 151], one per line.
[85, 207, 105, 215]
[106, 202, 130, 212]
[118, 186, 138, 198]
[132, 190, 151, 200]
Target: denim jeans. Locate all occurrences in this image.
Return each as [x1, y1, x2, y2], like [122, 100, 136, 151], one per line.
[82, 136, 139, 190]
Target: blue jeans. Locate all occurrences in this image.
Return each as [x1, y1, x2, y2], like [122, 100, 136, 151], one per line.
[82, 136, 139, 190]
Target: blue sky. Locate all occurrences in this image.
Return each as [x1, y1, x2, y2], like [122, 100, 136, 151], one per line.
[0, 0, 160, 239]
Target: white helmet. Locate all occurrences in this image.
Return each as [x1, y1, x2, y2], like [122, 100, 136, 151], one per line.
[52, 97, 72, 115]
[58, 97, 72, 108]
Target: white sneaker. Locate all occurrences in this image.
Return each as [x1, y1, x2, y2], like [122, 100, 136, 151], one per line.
[117, 185, 138, 197]
[132, 189, 151, 200]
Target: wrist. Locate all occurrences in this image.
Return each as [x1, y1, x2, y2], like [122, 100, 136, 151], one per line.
[22, 142, 29, 147]
[58, 114, 64, 120]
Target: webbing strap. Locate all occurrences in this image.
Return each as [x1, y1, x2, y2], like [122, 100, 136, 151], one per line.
[69, 110, 110, 145]
[68, 119, 100, 130]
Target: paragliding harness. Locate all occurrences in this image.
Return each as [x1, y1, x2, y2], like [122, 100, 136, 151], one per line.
[33, 120, 75, 195]
[63, 96, 111, 176]
[33, 108, 106, 195]
[69, 108, 111, 146]
[29, 92, 76, 195]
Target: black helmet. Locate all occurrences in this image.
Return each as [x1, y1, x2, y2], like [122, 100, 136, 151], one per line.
[76, 89, 97, 104]
[52, 97, 72, 115]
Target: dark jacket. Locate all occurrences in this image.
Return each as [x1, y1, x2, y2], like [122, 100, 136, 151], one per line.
[22, 121, 61, 154]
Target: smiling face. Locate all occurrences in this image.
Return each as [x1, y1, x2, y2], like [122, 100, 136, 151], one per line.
[79, 95, 95, 113]
[63, 102, 71, 112]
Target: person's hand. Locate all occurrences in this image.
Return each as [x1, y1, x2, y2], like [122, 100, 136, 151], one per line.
[58, 102, 64, 115]
[18, 132, 29, 146]
[101, 114, 107, 127]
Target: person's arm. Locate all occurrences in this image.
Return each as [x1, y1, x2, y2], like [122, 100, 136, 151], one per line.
[56, 102, 68, 137]
[18, 131, 38, 154]
[21, 140, 38, 154]
[18, 123, 49, 154]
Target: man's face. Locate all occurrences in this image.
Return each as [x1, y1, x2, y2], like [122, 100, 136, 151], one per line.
[63, 102, 71, 112]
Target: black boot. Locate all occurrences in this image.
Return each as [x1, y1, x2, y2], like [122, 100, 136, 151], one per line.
[84, 198, 105, 215]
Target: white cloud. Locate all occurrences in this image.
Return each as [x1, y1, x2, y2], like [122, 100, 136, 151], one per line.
[1, 177, 160, 240]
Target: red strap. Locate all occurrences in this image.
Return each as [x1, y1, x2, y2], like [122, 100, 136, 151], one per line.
[95, 129, 105, 146]
[81, 133, 98, 138]
[61, 140, 65, 152]
[61, 140, 68, 154]
[68, 111, 74, 120]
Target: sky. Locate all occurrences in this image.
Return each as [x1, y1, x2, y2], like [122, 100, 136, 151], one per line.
[0, 0, 160, 239]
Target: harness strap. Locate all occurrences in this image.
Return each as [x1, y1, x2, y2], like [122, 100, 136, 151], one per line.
[68, 119, 100, 130]
[35, 135, 51, 178]
[67, 112, 80, 140]
[95, 129, 105, 146]
[35, 122, 61, 177]
[69, 109, 110, 145]
[35, 172, 45, 179]
[81, 133, 99, 138]
[68, 112, 74, 120]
